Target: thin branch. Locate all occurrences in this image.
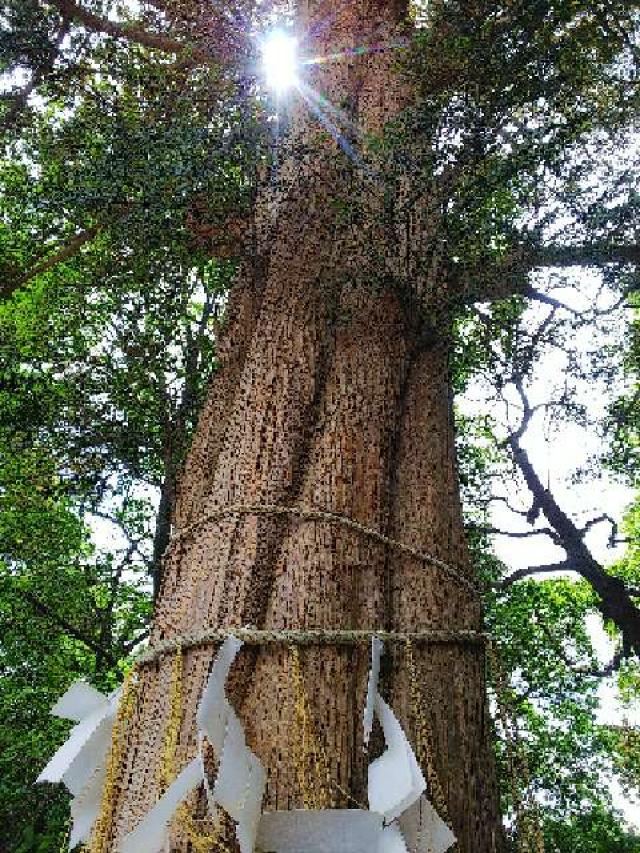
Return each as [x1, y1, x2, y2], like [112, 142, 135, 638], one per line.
[580, 513, 619, 542]
[501, 561, 576, 588]
[526, 289, 580, 315]
[1, 18, 71, 134]
[122, 628, 150, 654]
[581, 650, 624, 678]
[49, 0, 213, 64]
[536, 614, 624, 677]
[486, 495, 532, 518]
[479, 524, 560, 542]
[89, 508, 145, 556]
[3, 222, 102, 299]
[531, 243, 640, 269]
[4, 201, 136, 299]
[13, 587, 117, 665]
[509, 377, 537, 442]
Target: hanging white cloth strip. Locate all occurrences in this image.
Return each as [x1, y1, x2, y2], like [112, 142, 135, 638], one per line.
[363, 636, 383, 747]
[40, 636, 456, 853]
[257, 809, 387, 853]
[119, 757, 203, 853]
[119, 636, 266, 853]
[398, 796, 457, 853]
[197, 636, 266, 853]
[37, 680, 122, 849]
[257, 637, 456, 853]
[365, 638, 426, 822]
[364, 638, 456, 853]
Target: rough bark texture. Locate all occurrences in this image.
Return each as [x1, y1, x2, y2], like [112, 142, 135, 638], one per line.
[112, 2, 505, 850]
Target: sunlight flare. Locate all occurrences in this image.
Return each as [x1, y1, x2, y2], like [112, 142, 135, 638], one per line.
[262, 30, 298, 93]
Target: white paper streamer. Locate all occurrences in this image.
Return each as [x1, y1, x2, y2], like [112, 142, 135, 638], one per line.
[197, 636, 242, 751]
[119, 757, 203, 853]
[81, 632, 454, 853]
[399, 796, 457, 853]
[364, 637, 383, 746]
[69, 766, 107, 849]
[37, 681, 121, 847]
[364, 638, 456, 853]
[368, 693, 426, 822]
[51, 680, 108, 722]
[197, 636, 266, 853]
[120, 636, 266, 853]
[257, 809, 386, 853]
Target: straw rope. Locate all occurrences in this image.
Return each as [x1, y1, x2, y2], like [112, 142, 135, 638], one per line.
[290, 645, 333, 810]
[159, 645, 229, 852]
[166, 503, 479, 595]
[135, 627, 489, 666]
[159, 646, 183, 794]
[89, 667, 139, 853]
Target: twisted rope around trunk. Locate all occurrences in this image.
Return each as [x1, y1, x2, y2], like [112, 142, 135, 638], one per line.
[135, 627, 489, 666]
[166, 503, 480, 595]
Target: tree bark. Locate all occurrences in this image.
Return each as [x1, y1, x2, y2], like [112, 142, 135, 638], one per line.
[112, 3, 505, 850]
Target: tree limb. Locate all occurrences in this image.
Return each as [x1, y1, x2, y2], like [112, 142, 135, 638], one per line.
[501, 561, 576, 588]
[462, 243, 640, 305]
[480, 525, 560, 543]
[536, 614, 624, 677]
[48, 0, 212, 64]
[13, 586, 118, 665]
[532, 243, 640, 269]
[1, 18, 70, 134]
[122, 628, 150, 654]
[505, 409, 640, 656]
[3, 222, 102, 300]
[486, 495, 532, 518]
[580, 513, 619, 544]
[526, 289, 580, 315]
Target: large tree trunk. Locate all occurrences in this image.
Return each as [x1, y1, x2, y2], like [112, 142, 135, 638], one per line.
[113, 2, 504, 850]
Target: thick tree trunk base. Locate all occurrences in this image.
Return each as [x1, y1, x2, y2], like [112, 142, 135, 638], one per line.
[112, 275, 503, 850]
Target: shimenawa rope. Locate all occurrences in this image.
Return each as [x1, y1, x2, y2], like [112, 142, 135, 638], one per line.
[135, 627, 489, 666]
[165, 503, 480, 596]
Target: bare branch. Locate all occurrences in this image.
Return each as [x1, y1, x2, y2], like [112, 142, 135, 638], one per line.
[580, 650, 625, 678]
[486, 495, 532, 518]
[580, 513, 619, 543]
[505, 424, 640, 656]
[532, 243, 640, 269]
[509, 377, 537, 442]
[501, 561, 576, 588]
[536, 614, 624, 677]
[526, 289, 579, 315]
[480, 525, 560, 543]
